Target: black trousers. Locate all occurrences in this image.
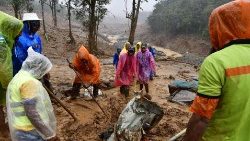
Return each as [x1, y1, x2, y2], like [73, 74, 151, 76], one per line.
[140, 83, 149, 93]
[120, 85, 129, 97]
[72, 83, 99, 98]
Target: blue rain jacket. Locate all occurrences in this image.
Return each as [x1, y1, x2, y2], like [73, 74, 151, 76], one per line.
[12, 22, 42, 76]
[149, 47, 156, 58]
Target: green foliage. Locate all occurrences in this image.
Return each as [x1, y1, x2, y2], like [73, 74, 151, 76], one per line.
[148, 0, 230, 38]
[73, 0, 110, 28]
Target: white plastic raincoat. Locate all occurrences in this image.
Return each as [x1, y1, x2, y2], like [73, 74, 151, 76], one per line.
[6, 48, 56, 141]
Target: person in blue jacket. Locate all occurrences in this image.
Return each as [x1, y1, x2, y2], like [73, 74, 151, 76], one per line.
[12, 13, 42, 75]
[148, 46, 156, 59]
[148, 46, 156, 80]
[12, 13, 53, 91]
[113, 48, 121, 69]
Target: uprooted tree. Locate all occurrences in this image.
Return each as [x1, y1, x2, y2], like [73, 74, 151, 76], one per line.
[74, 0, 110, 53]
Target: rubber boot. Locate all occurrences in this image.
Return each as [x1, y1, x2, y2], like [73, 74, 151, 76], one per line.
[145, 83, 149, 93]
[140, 84, 143, 91]
[93, 84, 99, 98]
[124, 86, 129, 97]
[120, 85, 129, 97]
[144, 84, 152, 100]
[70, 83, 81, 99]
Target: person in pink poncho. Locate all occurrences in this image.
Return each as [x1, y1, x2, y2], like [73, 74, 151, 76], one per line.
[136, 43, 156, 100]
[115, 47, 137, 97]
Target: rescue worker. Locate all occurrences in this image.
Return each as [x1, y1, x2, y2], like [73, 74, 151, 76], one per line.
[136, 43, 156, 100]
[148, 45, 156, 80]
[183, 1, 250, 140]
[120, 42, 131, 56]
[113, 48, 121, 69]
[0, 11, 23, 137]
[135, 41, 142, 54]
[12, 13, 42, 75]
[12, 13, 53, 91]
[7, 47, 57, 141]
[67, 45, 101, 99]
[115, 47, 136, 97]
[148, 46, 156, 59]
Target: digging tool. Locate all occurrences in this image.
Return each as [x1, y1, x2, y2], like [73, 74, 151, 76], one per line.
[168, 128, 186, 141]
[43, 85, 78, 121]
[66, 59, 109, 118]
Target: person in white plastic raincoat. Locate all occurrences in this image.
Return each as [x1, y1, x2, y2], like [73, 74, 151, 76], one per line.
[6, 47, 57, 141]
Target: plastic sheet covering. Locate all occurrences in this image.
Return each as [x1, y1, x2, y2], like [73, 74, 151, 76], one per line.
[108, 96, 163, 141]
[6, 47, 56, 140]
[21, 47, 52, 79]
[172, 90, 196, 103]
[209, 0, 250, 50]
[83, 86, 102, 97]
[169, 80, 198, 93]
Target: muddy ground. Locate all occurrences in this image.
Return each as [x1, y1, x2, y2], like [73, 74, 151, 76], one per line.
[50, 60, 196, 141]
[35, 27, 198, 141]
[0, 27, 199, 141]
[0, 10, 204, 139]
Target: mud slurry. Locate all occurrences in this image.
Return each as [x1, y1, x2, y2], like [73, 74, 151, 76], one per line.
[50, 59, 195, 141]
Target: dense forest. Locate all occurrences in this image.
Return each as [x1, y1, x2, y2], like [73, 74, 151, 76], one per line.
[148, 0, 230, 38]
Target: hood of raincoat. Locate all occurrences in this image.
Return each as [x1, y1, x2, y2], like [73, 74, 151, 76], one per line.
[73, 45, 101, 84]
[75, 45, 90, 61]
[22, 22, 31, 36]
[209, 0, 250, 51]
[120, 42, 131, 56]
[0, 11, 23, 49]
[135, 42, 142, 53]
[22, 21, 39, 37]
[124, 42, 131, 49]
[21, 47, 52, 79]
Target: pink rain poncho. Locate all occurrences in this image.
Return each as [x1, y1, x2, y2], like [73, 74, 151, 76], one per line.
[136, 50, 156, 84]
[115, 53, 137, 86]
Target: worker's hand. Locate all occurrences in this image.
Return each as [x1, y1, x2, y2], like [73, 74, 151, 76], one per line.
[69, 63, 74, 69]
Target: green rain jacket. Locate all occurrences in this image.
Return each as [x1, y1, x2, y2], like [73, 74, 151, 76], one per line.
[0, 11, 23, 104]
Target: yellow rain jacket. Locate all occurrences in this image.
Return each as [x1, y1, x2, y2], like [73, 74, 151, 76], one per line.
[0, 11, 23, 104]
